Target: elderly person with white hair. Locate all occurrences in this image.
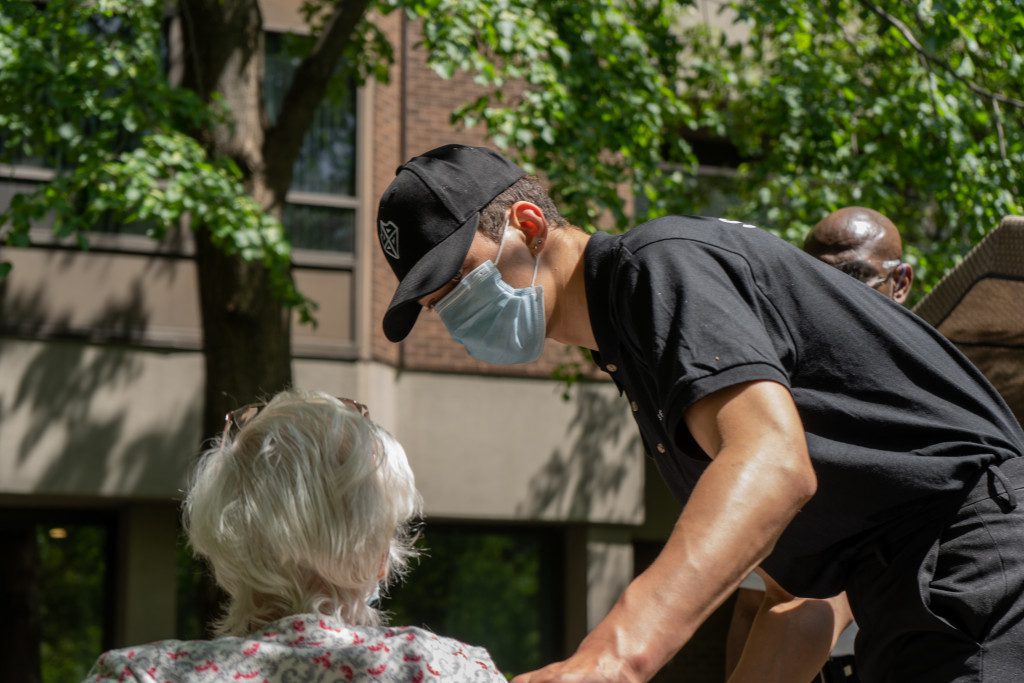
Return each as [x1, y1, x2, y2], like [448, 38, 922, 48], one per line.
[85, 390, 506, 682]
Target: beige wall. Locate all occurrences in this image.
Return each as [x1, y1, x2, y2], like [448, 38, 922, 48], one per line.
[116, 505, 180, 645]
[0, 338, 202, 498]
[393, 371, 644, 524]
[1, 336, 642, 524]
[0, 244, 357, 357]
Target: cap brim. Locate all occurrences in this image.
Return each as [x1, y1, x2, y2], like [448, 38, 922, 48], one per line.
[382, 212, 480, 342]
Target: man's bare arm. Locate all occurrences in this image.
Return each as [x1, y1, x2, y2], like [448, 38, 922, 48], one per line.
[512, 380, 817, 682]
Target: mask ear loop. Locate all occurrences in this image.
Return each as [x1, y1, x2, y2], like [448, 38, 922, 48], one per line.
[494, 212, 512, 266]
[530, 245, 541, 287]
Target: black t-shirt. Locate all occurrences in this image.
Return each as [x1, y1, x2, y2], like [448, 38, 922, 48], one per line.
[584, 215, 1024, 597]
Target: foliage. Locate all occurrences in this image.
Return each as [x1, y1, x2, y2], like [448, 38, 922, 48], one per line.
[383, 527, 561, 677]
[406, 0, 1022, 298]
[678, 0, 1023, 297]
[408, 0, 702, 229]
[0, 0, 311, 320]
[37, 524, 109, 683]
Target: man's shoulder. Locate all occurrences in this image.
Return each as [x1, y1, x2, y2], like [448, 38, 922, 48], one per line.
[620, 215, 784, 257]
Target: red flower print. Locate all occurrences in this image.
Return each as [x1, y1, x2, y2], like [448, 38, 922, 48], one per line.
[403, 654, 422, 662]
[233, 671, 260, 680]
[405, 632, 416, 641]
[292, 620, 306, 632]
[412, 670, 424, 683]
[242, 642, 260, 656]
[352, 633, 365, 645]
[166, 650, 188, 660]
[195, 660, 220, 673]
[312, 653, 332, 669]
[339, 664, 354, 681]
[319, 619, 342, 633]
[476, 660, 490, 669]
[426, 663, 441, 676]
[368, 664, 387, 676]
[368, 642, 391, 653]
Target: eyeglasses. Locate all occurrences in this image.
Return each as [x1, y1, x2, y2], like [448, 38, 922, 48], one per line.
[864, 259, 903, 291]
[221, 396, 370, 442]
[835, 258, 902, 290]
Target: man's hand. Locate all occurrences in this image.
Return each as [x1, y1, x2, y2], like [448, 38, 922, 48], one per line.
[515, 380, 816, 681]
[510, 633, 643, 683]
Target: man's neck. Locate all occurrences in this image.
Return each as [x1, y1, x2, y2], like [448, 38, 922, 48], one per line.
[546, 227, 598, 350]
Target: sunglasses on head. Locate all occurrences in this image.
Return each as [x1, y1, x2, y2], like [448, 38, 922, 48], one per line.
[221, 396, 370, 442]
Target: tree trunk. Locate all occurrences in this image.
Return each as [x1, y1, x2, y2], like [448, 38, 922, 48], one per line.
[176, 0, 370, 635]
[178, 0, 292, 636]
[0, 522, 41, 683]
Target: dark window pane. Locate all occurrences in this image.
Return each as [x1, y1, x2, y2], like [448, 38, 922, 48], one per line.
[176, 529, 204, 640]
[264, 33, 357, 196]
[283, 204, 354, 252]
[37, 521, 112, 683]
[383, 526, 563, 677]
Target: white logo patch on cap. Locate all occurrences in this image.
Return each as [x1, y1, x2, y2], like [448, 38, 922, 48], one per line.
[379, 220, 400, 259]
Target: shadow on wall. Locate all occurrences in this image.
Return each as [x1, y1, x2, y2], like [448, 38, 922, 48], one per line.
[1, 270, 199, 496]
[516, 383, 642, 521]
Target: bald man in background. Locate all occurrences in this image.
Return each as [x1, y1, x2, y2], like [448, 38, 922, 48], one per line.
[726, 207, 914, 683]
[804, 206, 913, 304]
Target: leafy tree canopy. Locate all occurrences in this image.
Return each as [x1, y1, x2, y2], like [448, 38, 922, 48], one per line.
[3, 0, 1020, 302]
[0, 0, 308, 317]
[695, 0, 1023, 295]
[411, 0, 1022, 297]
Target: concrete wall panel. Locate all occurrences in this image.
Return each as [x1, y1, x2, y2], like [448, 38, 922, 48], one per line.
[392, 372, 644, 524]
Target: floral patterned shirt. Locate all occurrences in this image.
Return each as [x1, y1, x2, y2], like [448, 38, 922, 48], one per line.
[84, 613, 507, 682]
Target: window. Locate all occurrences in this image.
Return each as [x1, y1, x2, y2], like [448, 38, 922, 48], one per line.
[383, 525, 564, 677]
[1, 25, 361, 253]
[264, 32, 358, 254]
[0, 510, 115, 683]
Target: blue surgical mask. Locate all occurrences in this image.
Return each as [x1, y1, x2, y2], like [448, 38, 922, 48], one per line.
[434, 214, 546, 364]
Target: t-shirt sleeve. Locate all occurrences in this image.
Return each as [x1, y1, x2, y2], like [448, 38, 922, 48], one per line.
[619, 240, 793, 443]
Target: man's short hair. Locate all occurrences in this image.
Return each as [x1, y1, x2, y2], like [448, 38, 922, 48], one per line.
[478, 175, 570, 241]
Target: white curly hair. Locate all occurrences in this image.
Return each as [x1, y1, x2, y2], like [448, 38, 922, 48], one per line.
[184, 389, 421, 635]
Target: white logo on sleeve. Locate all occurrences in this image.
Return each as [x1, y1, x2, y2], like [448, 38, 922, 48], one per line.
[379, 220, 400, 259]
[717, 217, 758, 229]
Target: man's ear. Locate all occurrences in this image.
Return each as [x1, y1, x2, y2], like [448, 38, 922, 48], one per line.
[510, 201, 549, 255]
[892, 263, 913, 304]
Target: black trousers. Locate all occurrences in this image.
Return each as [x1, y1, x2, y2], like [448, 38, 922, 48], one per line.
[847, 458, 1024, 682]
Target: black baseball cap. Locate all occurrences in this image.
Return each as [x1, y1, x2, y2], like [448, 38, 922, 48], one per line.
[377, 144, 526, 342]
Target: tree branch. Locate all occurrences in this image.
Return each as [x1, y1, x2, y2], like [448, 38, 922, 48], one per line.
[992, 97, 1007, 162]
[857, 0, 1024, 109]
[262, 0, 373, 203]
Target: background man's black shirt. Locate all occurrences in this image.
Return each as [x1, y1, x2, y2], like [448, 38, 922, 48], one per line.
[584, 215, 1024, 597]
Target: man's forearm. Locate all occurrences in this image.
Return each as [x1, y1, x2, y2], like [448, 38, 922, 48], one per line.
[572, 444, 816, 679]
